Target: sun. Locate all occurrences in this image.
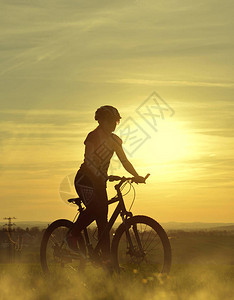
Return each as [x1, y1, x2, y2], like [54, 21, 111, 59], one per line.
[136, 119, 192, 165]
[152, 120, 190, 162]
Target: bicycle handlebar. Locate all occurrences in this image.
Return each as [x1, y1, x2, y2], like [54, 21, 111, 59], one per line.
[108, 173, 150, 184]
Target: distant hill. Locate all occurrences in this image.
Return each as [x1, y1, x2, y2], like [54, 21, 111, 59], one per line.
[1, 221, 234, 231]
[207, 224, 234, 231]
[162, 222, 234, 231]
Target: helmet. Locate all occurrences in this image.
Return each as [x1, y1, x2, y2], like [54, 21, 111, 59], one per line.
[95, 105, 121, 122]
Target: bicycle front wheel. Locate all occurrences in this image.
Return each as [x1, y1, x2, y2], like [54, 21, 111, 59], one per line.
[111, 215, 171, 276]
[40, 219, 86, 275]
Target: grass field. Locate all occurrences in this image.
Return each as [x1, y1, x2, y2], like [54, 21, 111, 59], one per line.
[0, 231, 233, 300]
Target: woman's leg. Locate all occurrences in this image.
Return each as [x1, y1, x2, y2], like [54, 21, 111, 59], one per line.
[70, 170, 96, 235]
[71, 184, 108, 236]
[96, 204, 110, 259]
[72, 170, 110, 258]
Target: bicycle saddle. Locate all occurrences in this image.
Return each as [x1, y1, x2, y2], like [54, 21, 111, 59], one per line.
[67, 197, 82, 205]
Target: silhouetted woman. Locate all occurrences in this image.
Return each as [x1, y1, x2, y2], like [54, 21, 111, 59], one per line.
[66, 105, 145, 262]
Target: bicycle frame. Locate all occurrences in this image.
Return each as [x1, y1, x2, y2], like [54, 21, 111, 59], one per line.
[41, 173, 172, 275]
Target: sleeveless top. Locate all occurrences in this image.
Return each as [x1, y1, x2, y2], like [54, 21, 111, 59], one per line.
[79, 125, 122, 182]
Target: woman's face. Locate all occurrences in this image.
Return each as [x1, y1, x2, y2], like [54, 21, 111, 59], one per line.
[100, 118, 119, 133]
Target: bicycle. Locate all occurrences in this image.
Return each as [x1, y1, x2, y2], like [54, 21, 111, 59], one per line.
[40, 174, 171, 277]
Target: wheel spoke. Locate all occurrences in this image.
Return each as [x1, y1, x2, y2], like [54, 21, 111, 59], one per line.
[142, 229, 153, 250]
[114, 216, 171, 275]
[40, 220, 87, 275]
[144, 236, 161, 252]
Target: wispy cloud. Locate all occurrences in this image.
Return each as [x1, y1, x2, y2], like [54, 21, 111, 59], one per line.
[107, 79, 234, 88]
[0, 0, 233, 222]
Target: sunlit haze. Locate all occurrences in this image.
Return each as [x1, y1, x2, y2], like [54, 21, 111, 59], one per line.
[1, 0, 233, 223]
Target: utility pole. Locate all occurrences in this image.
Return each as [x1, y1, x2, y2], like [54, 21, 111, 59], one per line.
[4, 217, 16, 263]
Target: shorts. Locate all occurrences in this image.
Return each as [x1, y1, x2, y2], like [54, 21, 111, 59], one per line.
[74, 170, 95, 206]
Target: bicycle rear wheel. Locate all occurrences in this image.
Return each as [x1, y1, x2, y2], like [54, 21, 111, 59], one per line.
[40, 219, 86, 275]
[111, 215, 171, 276]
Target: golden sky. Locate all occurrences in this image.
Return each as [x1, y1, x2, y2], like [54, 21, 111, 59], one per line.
[0, 0, 233, 223]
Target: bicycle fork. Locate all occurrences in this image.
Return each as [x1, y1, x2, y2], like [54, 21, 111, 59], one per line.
[123, 218, 145, 258]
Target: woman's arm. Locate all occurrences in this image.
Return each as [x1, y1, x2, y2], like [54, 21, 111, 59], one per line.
[115, 143, 145, 182]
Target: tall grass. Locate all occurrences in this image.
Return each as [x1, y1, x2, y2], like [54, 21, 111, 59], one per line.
[0, 231, 233, 299]
[0, 262, 233, 300]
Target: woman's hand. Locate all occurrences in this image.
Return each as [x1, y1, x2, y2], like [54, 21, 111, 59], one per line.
[134, 175, 146, 184]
